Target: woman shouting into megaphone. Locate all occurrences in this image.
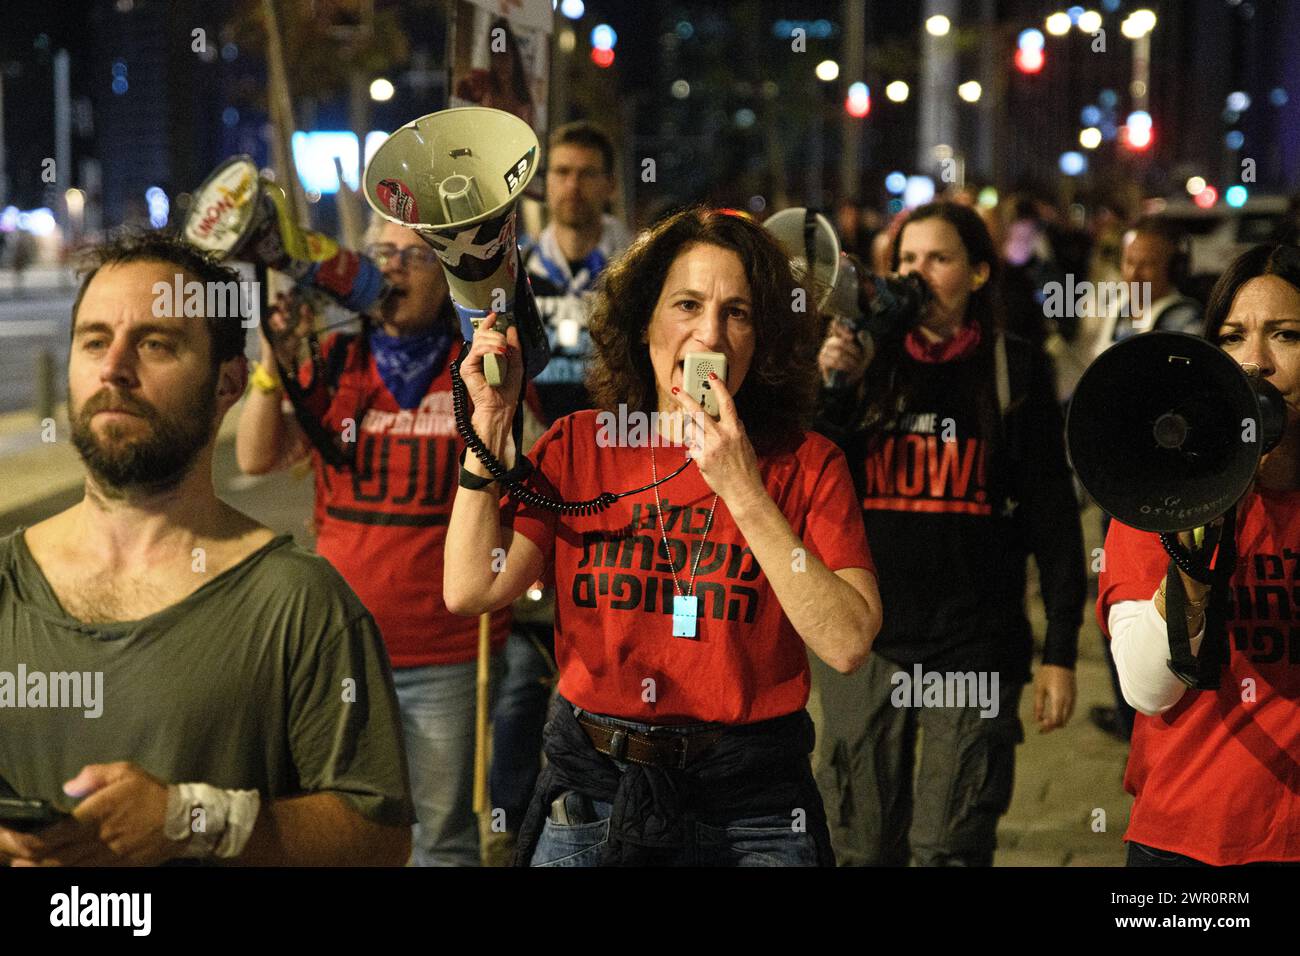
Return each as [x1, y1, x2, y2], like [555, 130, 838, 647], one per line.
[444, 207, 882, 867]
[1099, 243, 1300, 866]
[812, 201, 1087, 867]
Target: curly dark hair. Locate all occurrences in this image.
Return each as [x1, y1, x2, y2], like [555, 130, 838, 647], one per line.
[585, 206, 820, 455]
[71, 229, 249, 367]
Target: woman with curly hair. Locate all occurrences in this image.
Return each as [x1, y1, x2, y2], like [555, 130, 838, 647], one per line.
[443, 207, 882, 866]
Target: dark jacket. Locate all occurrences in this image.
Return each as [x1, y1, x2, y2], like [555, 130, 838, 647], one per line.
[815, 331, 1086, 681]
[515, 695, 835, 866]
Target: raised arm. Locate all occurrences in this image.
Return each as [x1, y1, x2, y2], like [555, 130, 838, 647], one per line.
[236, 296, 311, 475]
[443, 315, 545, 615]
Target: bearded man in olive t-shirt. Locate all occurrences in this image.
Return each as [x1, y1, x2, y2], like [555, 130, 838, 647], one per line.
[0, 233, 413, 866]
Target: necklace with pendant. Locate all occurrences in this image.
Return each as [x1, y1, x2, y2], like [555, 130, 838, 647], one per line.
[650, 443, 718, 639]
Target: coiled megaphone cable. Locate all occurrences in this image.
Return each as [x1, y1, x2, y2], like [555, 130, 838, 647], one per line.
[448, 341, 693, 516]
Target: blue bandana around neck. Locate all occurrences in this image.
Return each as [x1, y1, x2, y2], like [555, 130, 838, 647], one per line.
[368, 326, 454, 409]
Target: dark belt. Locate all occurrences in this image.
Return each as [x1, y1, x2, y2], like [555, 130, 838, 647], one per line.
[577, 715, 725, 770]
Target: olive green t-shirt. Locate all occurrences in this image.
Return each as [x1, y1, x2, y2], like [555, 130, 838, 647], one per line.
[0, 528, 414, 828]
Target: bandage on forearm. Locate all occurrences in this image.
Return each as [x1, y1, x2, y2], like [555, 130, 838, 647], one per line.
[164, 783, 261, 860]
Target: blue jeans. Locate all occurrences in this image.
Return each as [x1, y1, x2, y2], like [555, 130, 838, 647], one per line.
[529, 707, 822, 867]
[489, 627, 555, 834]
[392, 657, 501, 867]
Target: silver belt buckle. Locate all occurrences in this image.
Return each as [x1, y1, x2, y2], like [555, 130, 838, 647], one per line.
[607, 728, 628, 761]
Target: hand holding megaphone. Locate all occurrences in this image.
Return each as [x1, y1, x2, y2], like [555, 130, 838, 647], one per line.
[461, 312, 525, 424]
[818, 320, 872, 389]
[259, 291, 315, 376]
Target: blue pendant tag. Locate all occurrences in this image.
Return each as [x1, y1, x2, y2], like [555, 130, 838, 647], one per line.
[672, 595, 699, 638]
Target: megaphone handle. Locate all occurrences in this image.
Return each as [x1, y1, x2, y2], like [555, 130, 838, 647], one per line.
[483, 352, 504, 387]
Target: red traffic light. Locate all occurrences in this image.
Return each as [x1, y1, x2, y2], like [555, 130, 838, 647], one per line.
[1121, 125, 1153, 151]
[591, 47, 615, 68]
[1014, 47, 1044, 74]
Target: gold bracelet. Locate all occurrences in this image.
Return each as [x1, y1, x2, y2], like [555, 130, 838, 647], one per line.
[249, 362, 282, 395]
[1157, 577, 1209, 609]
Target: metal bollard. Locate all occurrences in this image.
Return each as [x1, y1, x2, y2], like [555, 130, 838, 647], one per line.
[36, 349, 55, 422]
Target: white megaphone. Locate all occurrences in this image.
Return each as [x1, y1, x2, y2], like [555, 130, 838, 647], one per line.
[363, 107, 549, 386]
[183, 154, 387, 313]
[763, 207, 930, 388]
[762, 207, 864, 325]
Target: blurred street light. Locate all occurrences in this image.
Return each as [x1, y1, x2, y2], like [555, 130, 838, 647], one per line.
[1077, 10, 1103, 33]
[1019, 28, 1045, 50]
[1046, 12, 1072, 36]
[1059, 151, 1087, 175]
[1185, 176, 1207, 196]
[815, 60, 840, 82]
[1121, 9, 1157, 39]
[925, 15, 951, 37]
[591, 24, 617, 50]
[845, 81, 870, 118]
[957, 80, 981, 102]
[369, 77, 394, 101]
[1015, 47, 1045, 73]
[885, 80, 910, 102]
[1194, 185, 1219, 209]
[1079, 127, 1102, 149]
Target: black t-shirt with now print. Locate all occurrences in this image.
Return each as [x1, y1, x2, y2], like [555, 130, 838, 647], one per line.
[821, 335, 1085, 681]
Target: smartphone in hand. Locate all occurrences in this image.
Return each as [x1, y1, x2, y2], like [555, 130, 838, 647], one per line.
[0, 797, 69, 833]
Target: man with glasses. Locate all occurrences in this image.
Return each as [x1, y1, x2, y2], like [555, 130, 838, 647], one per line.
[236, 219, 509, 866]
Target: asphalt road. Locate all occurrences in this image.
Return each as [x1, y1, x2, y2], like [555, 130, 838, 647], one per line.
[0, 291, 75, 415]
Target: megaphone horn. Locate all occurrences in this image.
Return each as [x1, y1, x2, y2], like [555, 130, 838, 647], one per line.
[363, 107, 550, 385]
[1066, 331, 1286, 533]
[762, 207, 863, 320]
[183, 155, 386, 314]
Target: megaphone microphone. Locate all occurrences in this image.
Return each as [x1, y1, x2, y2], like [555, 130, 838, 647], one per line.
[362, 107, 550, 387]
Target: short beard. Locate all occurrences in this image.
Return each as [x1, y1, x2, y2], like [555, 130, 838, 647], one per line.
[70, 372, 218, 499]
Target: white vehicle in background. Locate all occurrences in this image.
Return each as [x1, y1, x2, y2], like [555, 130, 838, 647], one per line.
[1150, 194, 1295, 299]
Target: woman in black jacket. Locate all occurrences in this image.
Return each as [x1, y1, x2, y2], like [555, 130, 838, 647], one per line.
[813, 201, 1087, 866]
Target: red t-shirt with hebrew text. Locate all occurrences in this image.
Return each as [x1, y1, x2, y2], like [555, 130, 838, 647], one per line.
[1097, 487, 1300, 864]
[505, 410, 875, 725]
[301, 334, 509, 668]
